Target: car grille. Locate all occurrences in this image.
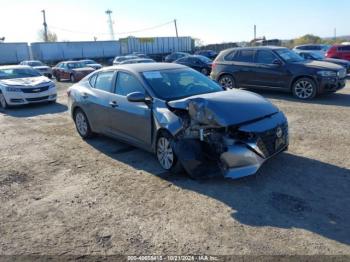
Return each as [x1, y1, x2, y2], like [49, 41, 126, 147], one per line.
[26, 96, 49, 102]
[338, 69, 346, 79]
[256, 123, 288, 158]
[21, 86, 49, 93]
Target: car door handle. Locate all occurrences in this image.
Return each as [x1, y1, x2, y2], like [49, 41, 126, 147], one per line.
[82, 92, 88, 99]
[109, 101, 119, 107]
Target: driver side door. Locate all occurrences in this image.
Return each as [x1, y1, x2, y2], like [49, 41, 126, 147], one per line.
[107, 71, 152, 148]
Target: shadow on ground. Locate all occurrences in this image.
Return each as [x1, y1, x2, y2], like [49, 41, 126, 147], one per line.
[87, 135, 350, 245]
[0, 102, 68, 117]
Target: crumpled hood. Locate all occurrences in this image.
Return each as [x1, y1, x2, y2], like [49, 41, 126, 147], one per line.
[299, 60, 343, 70]
[72, 67, 95, 73]
[0, 76, 51, 87]
[168, 90, 279, 126]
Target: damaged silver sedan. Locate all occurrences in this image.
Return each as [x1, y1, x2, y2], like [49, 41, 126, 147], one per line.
[68, 63, 288, 179]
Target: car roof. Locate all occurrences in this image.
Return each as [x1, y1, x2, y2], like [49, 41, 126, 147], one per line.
[0, 65, 32, 69]
[99, 62, 186, 74]
[295, 44, 328, 47]
[223, 46, 286, 52]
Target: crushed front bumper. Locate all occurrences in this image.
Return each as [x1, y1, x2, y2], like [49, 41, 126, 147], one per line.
[175, 111, 289, 179]
[220, 142, 287, 179]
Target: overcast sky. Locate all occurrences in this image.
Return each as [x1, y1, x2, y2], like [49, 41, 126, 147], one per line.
[1, 0, 349, 44]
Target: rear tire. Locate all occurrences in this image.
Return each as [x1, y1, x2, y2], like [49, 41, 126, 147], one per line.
[0, 92, 8, 109]
[292, 77, 317, 100]
[156, 131, 183, 174]
[74, 108, 93, 139]
[219, 74, 236, 89]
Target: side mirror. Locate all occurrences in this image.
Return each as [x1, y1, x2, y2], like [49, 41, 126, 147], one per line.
[126, 92, 147, 103]
[272, 59, 283, 66]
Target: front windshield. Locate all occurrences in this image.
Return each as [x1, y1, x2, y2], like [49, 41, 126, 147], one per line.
[28, 61, 44, 66]
[67, 63, 85, 69]
[0, 68, 42, 79]
[143, 68, 223, 101]
[310, 52, 324, 60]
[276, 49, 305, 63]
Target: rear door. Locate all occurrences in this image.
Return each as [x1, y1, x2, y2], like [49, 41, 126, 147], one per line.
[82, 70, 116, 133]
[252, 50, 290, 89]
[107, 71, 152, 147]
[228, 49, 257, 87]
[338, 46, 350, 60]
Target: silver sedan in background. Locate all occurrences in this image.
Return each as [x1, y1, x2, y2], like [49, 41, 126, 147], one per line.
[67, 63, 288, 179]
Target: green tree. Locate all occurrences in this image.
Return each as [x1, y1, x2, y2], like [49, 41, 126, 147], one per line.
[38, 29, 58, 42]
[294, 34, 322, 45]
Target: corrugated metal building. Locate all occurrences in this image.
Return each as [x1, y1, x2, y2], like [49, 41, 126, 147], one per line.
[0, 42, 30, 64]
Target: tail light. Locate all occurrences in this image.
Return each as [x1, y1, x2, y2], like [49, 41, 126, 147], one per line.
[212, 62, 217, 70]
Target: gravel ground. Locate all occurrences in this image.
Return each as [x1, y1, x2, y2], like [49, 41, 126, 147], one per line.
[0, 80, 349, 256]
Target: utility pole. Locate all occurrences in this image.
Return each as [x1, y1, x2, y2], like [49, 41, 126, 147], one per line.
[41, 9, 48, 42]
[254, 24, 257, 40]
[105, 9, 115, 40]
[334, 28, 337, 40]
[174, 19, 178, 38]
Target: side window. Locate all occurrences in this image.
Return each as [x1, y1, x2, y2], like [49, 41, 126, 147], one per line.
[255, 50, 277, 64]
[115, 72, 145, 96]
[89, 73, 97, 87]
[339, 46, 350, 51]
[235, 50, 255, 63]
[94, 71, 114, 92]
[224, 51, 237, 61]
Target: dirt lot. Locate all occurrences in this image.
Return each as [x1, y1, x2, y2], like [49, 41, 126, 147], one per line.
[0, 80, 350, 256]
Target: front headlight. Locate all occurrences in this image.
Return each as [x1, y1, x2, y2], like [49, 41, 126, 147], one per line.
[317, 70, 337, 77]
[6, 86, 22, 92]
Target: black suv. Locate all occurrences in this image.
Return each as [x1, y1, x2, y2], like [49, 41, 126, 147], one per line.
[211, 46, 347, 99]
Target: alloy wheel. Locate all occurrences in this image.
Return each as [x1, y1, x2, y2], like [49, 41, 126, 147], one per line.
[157, 137, 174, 170]
[75, 112, 88, 136]
[294, 80, 314, 99]
[219, 75, 235, 89]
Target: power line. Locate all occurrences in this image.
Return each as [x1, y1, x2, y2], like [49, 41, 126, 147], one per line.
[49, 20, 175, 37]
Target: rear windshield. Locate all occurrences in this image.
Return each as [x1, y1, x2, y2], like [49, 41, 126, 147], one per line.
[28, 61, 44, 66]
[0, 68, 41, 79]
[67, 63, 86, 69]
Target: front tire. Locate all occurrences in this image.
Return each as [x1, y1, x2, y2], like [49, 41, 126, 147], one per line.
[156, 131, 182, 174]
[219, 74, 236, 89]
[292, 78, 317, 100]
[55, 74, 61, 82]
[0, 92, 8, 109]
[70, 74, 76, 83]
[74, 109, 93, 139]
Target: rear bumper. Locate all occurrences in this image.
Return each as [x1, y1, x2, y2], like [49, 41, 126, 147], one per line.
[3, 88, 57, 106]
[318, 77, 346, 93]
